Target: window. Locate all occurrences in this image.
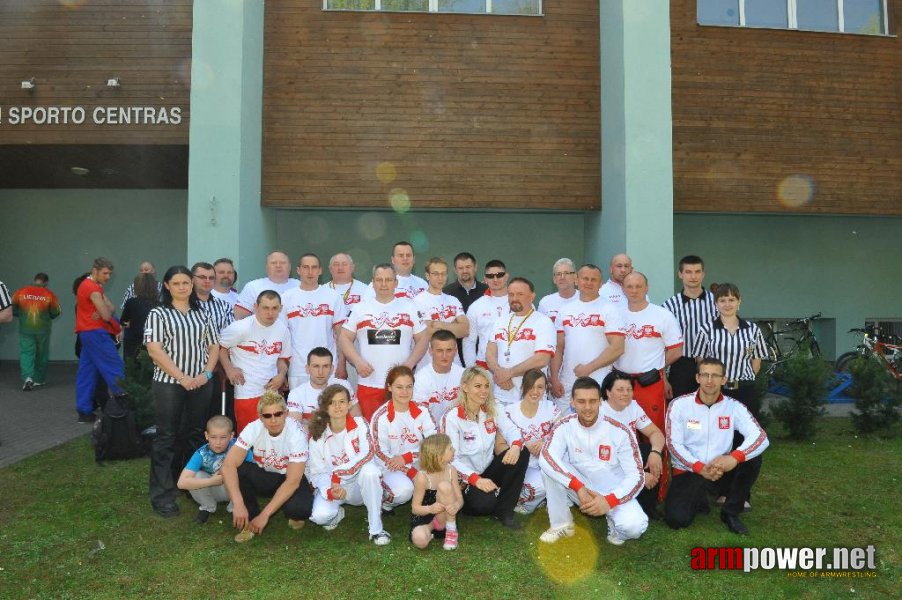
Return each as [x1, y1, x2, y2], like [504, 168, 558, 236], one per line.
[325, 0, 542, 15]
[697, 0, 889, 35]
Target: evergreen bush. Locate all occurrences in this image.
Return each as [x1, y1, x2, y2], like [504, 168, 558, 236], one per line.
[770, 353, 830, 440]
[848, 356, 901, 436]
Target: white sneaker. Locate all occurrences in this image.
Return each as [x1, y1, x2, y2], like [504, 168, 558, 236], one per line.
[539, 524, 575, 544]
[370, 530, 392, 546]
[513, 504, 530, 515]
[322, 506, 345, 531]
[606, 516, 625, 545]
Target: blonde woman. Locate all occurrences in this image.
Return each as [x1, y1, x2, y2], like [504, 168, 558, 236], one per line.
[439, 366, 529, 529]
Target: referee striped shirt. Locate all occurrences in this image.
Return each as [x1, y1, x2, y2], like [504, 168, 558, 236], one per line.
[198, 295, 233, 333]
[144, 305, 219, 384]
[663, 290, 718, 359]
[695, 317, 767, 382]
[0, 281, 11, 311]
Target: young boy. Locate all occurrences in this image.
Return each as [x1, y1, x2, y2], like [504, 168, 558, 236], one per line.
[177, 415, 236, 524]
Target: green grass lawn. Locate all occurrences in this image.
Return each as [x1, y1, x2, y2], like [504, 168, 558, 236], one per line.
[0, 418, 898, 600]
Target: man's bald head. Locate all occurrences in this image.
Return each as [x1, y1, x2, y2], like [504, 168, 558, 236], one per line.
[609, 254, 634, 284]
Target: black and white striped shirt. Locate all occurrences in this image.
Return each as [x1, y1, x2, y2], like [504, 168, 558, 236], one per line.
[0, 281, 11, 310]
[197, 295, 233, 333]
[144, 305, 219, 384]
[695, 318, 767, 382]
[120, 282, 163, 310]
[663, 290, 718, 359]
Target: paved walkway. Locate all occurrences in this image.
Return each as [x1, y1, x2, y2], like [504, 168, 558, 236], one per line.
[0, 361, 90, 469]
[0, 361, 855, 469]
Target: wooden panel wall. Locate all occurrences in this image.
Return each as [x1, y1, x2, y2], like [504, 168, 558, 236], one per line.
[262, 1, 600, 210]
[671, 0, 902, 215]
[0, 0, 192, 145]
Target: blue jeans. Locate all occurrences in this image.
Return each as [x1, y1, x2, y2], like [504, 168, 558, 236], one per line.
[75, 329, 124, 414]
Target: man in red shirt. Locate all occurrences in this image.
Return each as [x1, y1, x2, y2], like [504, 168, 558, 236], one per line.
[12, 272, 61, 391]
[75, 257, 125, 423]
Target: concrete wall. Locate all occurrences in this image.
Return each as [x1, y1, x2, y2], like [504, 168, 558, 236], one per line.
[0, 189, 187, 362]
[673, 213, 902, 359]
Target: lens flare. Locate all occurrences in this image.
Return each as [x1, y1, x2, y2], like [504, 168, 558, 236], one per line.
[530, 514, 599, 585]
[303, 216, 330, 245]
[389, 189, 411, 213]
[376, 162, 397, 184]
[356, 212, 386, 241]
[777, 174, 815, 208]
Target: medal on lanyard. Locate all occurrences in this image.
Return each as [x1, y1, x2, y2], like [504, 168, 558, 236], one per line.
[505, 309, 534, 359]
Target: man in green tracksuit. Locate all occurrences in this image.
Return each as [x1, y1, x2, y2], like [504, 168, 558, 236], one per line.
[12, 272, 62, 391]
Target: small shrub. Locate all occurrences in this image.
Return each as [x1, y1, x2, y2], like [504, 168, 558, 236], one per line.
[118, 349, 156, 430]
[770, 353, 831, 440]
[848, 356, 901, 436]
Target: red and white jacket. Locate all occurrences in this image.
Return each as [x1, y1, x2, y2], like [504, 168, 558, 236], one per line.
[497, 400, 560, 469]
[440, 405, 498, 486]
[371, 401, 437, 479]
[307, 414, 375, 500]
[539, 413, 644, 509]
[666, 392, 769, 474]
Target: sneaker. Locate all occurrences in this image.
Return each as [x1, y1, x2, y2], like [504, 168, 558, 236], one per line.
[442, 529, 459, 550]
[193, 509, 212, 525]
[743, 501, 752, 513]
[322, 506, 345, 531]
[234, 526, 255, 543]
[32, 382, 45, 388]
[381, 502, 396, 515]
[539, 524, 575, 544]
[606, 530, 626, 546]
[77, 412, 95, 424]
[370, 530, 392, 546]
[287, 519, 306, 530]
[154, 504, 180, 518]
[513, 503, 530, 515]
[22, 378, 34, 391]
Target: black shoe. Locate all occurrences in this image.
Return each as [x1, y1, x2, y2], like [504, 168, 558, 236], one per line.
[77, 412, 96, 424]
[193, 509, 212, 525]
[720, 511, 748, 535]
[643, 505, 663, 521]
[496, 514, 522, 530]
[155, 504, 180, 518]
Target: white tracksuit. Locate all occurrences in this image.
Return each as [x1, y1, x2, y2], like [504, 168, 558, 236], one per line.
[307, 415, 384, 536]
[371, 401, 437, 507]
[539, 413, 648, 540]
[440, 405, 497, 486]
[497, 400, 560, 513]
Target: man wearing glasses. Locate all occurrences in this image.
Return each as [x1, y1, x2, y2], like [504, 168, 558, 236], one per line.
[665, 358, 768, 535]
[537, 258, 577, 325]
[463, 259, 510, 369]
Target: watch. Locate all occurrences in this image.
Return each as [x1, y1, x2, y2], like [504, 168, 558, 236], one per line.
[203, 370, 213, 381]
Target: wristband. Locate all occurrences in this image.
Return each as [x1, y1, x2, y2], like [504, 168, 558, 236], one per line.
[649, 449, 663, 458]
[203, 370, 213, 381]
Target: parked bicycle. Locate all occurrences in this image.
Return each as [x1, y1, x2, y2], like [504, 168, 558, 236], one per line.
[757, 313, 823, 379]
[835, 326, 902, 381]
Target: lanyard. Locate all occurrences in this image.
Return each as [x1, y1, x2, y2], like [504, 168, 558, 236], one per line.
[505, 308, 534, 357]
[329, 281, 352, 304]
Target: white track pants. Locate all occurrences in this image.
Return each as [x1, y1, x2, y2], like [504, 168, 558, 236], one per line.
[379, 468, 415, 508]
[311, 462, 384, 535]
[516, 465, 547, 514]
[542, 471, 648, 540]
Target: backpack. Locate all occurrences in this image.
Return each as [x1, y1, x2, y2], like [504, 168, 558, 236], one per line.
[92, 395, 146, 463]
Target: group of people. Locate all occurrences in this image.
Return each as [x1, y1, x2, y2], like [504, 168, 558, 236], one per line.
[47, 241, 772, 548]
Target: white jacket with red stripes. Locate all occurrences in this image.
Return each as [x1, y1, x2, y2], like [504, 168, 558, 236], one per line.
[666, 392, 769, 474]
[307, 414, 375, 500]
[539, 413, 644, 509]
[371, 400, 437, 479]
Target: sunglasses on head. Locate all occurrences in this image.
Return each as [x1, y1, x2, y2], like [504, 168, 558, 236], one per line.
[484, 272, 506, 279]
[261, 410, 285, 420]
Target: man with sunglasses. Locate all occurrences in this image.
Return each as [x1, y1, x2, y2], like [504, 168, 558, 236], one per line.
[537, 258, 578, 325]
[221, 390, 314, 543]
[463, 259, 510, 368]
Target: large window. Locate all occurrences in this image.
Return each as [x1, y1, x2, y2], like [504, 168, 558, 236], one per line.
[697, 0, 890, 35]
[325, 0, 542, 15]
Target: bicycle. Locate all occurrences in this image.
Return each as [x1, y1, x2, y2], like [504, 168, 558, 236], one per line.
[757, 312, 823, 380]
[835, 327, 902, 381]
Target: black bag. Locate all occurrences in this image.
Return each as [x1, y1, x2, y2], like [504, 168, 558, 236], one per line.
[92, 395, 146, 463]
[636, 368, 662, 387]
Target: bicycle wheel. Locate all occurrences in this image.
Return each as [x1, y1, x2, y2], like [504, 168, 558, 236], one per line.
[835, 352, 859, 373]
[810, 338, 822, 359]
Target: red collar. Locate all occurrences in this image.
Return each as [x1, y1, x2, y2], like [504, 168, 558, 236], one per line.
[694, 391, 724, 405]
[345, 414, 358, 431]
[387, 400, 421, 422]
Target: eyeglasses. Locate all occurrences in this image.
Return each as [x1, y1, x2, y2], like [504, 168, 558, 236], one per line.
[553, 271, 576, 278]
[260, 411, 285, 419]
[484, 272, 506, 280]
